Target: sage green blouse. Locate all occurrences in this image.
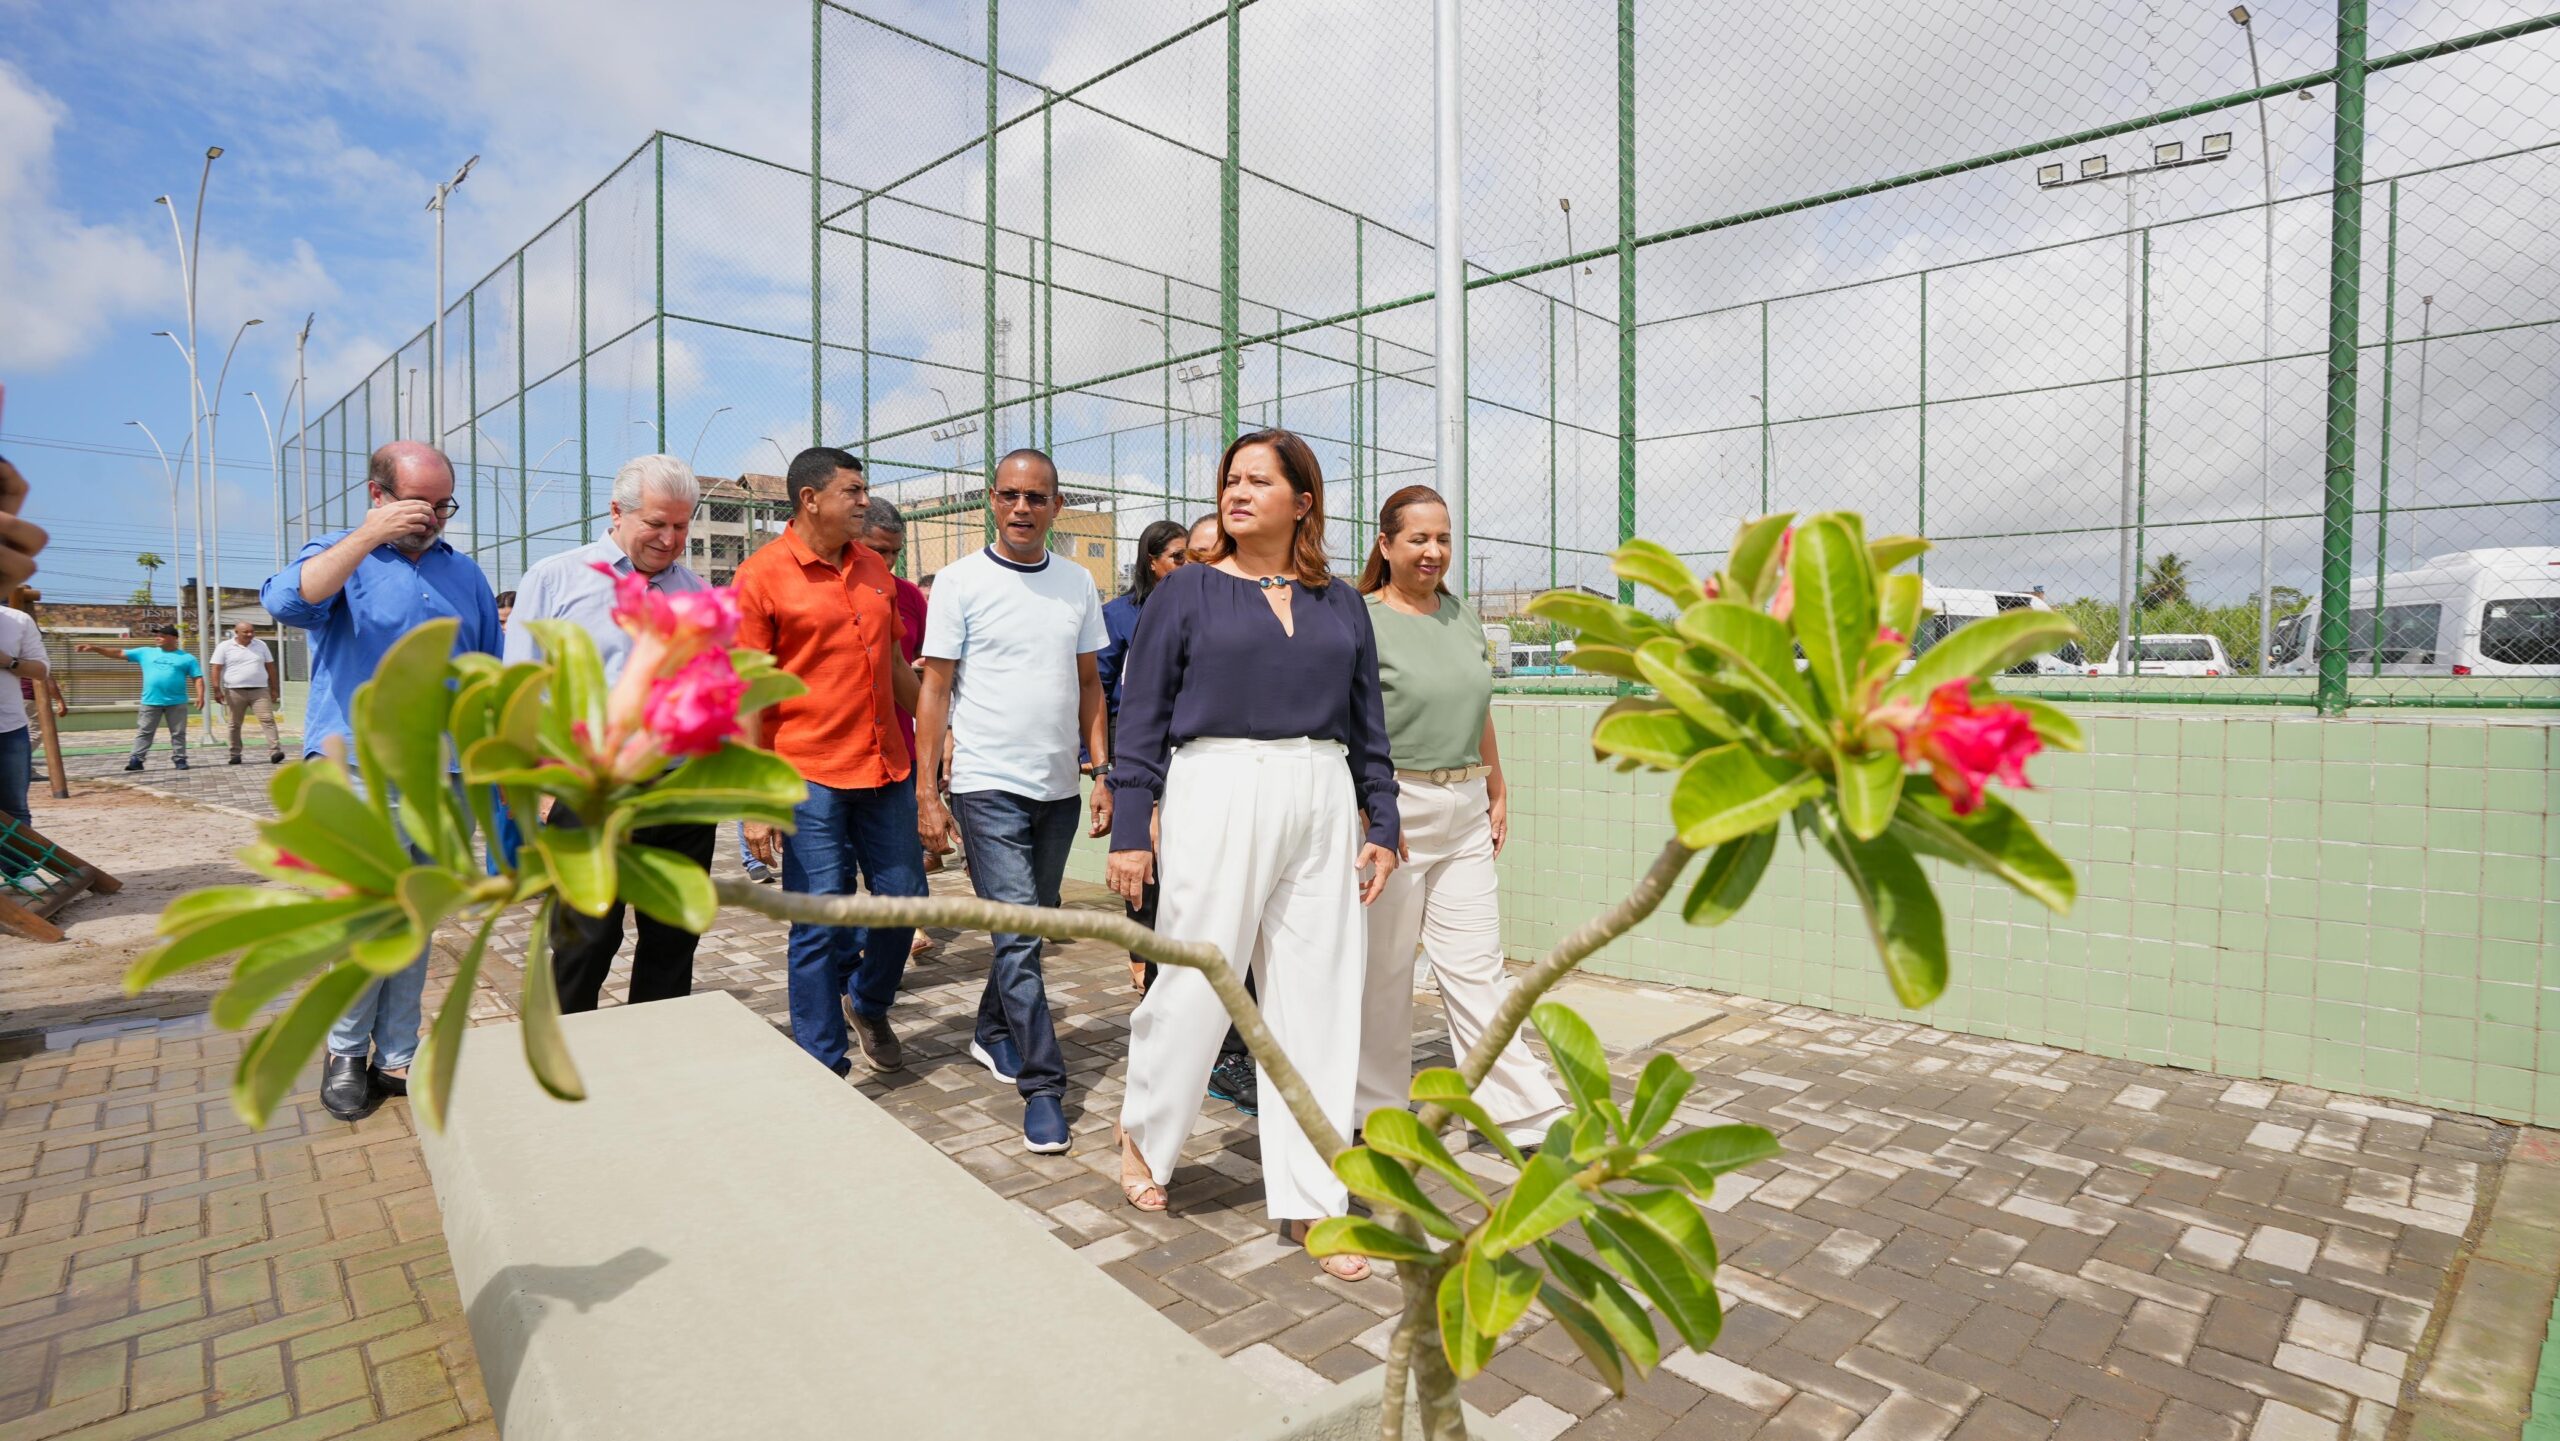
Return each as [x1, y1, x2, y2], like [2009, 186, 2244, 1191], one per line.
[1364, 592, 1493, 771]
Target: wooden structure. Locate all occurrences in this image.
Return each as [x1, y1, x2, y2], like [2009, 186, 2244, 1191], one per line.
[0, 821, 119, 942]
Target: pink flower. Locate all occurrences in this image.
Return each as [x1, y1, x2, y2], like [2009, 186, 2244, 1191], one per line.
[1878, 625, 1905, 646]
[1768, 528, 1796, 623]
[275, 849, 319, 873]
[591, 563, 740, 668]
[641, 652, 745, 757]
[1891, 681, 2042, 815]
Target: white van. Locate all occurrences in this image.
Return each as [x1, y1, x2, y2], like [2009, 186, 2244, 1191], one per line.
[1909, 586, 2086, 676]
[2100, 633, 2233, 676]
[2270, 548, 2560, 678]
[1482, 624, 1513, 678]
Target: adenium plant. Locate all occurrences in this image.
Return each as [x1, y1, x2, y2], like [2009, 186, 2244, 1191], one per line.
[125, 512, 2077, 1441]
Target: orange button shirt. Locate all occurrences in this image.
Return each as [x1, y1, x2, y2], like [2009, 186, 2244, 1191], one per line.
[735, 524, 913, 790]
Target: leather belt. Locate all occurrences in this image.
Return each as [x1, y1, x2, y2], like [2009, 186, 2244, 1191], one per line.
[1397, 764, 1491, 784]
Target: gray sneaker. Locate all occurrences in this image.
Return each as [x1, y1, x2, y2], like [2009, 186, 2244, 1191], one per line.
[845, 1003, 904, 1072]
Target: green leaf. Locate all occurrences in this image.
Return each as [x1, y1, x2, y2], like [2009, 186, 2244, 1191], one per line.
[1524, 592, 1670, 651]
[498, 663, 549, 751]
[351, 618, 462, 868]
[1410, 1068, 1527, 1168]
[1674, 602, 1822, 726]
[348, 866, 467, 976]
[1894, 609, 2080, 699]
[1890, 791, 2076, 914]
[208, 908, 406, 1029]
[1649, 1124, 1783, 1178]
[1868, 535, 1931, 574]
[535, 821, 617, 919]
[411, 911, 497, 1134]
[1611, 539, 1704, 607]
[1540, 1242, 1663, 1377]
[1836, 748, 1905, 842]
[1437, 1264, 1497, 1378]
[1725, 512, 1797, 606]
[1632, 639, 1750, 744]
[1624, 1053, 1695, 1144]
[730, 649, 809, 717]
[1616, 1187, 1722, 1274]
[1361, 1108, 1489, 1208]
[1537, 1279, 1628, 1394]
[1789, 515, 1878, 719]
[1814, 810, 1948, 1008]
[619, 742, 808, 829]
[1878, 572, 1925, 645]
[617, 842, 716, 932]
[230, 962, 376, 1128]
[1480, 1149, 1596, 1256]
[1531, 1003, 1612, 1127]
[126, 896, 383, 993]
[2003, 694, 2087, 752]
[1585, 1208, 1724, 1351]
[1563, 644, 1645, 682]
[1334, 1149, 1465, 1243]
[1302, 1216, 1438, 1264]
[1593, 708, 1718, 772]
[518, 899, 588, 1101]
[158, 885, 329, 934]
[262, 766, 411, 896]
[527, 619, 606, 755]
[1670, 744, 1826, 850]
[1462, 1248, 1543, 1340]
[1682, 827, 1776, 928]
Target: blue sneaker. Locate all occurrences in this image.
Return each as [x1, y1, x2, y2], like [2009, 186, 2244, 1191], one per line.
[969, 1035, 1022, 1085]
[1023, 1094, 1070, 1154]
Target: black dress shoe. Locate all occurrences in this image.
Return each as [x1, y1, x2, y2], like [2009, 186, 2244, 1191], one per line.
[320, 1053, 372, 1121]
[367, 1064, 408, 1098]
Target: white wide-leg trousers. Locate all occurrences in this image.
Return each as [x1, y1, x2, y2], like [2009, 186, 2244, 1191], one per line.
[1121, 737, 1363, 1221]
[1356, 776, 1568, 1143]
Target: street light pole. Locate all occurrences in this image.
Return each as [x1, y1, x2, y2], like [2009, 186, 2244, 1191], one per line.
[760, 436, 791, 472]
[125, 421, 185, 625]
[1434, 0, 1467, 586]
[688, 406, 733, 468]
[2234, 6, 2280, 671]
[295, 314, 313, 557]
[426, 155, 479, 448]
[204, 316, 262, 734]
[152, 145, 218, 665]
[149, 327, 209, 667]
[2411, 294, 2434, 568]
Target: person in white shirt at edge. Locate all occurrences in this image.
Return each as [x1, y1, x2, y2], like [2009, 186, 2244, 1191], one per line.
[914, 448, 1111, 1156]
[503, 455, 719, 1014]
[0, 604, 53, 828]
[208, 620, 284, 765]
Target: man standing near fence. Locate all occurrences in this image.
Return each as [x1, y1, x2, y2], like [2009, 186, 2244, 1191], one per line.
[209, 619, 284, 765]
[737, 447, 927, 1078]
[76, 625, 201, 772]
[262, 441, 502, 1121]
[914, 449, 1110, 1154]
[505, 455, 719, 1012]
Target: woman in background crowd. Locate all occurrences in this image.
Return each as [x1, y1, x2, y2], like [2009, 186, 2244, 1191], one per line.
[1107, 430, 1397, 1279]
[1098, 519, 1191, 993]
[1354, 485, 1566, 1151]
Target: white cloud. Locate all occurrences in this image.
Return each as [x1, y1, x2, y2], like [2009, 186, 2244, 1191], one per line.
[0, 59, 165, 370]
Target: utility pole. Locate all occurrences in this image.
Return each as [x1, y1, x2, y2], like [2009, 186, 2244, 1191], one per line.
[426, 155, 479, 448]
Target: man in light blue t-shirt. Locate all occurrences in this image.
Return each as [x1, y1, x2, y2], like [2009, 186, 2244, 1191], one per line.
[915, 448, 1109, 1155]
[76, 624, 204, 771]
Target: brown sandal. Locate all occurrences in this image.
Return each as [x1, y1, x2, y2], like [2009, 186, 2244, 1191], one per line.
[1284, 1220, 1370, 1282]
[1116, 1125, 1168, 1212]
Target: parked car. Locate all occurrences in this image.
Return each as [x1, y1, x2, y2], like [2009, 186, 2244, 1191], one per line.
[1910, 587, 2086, 676]
[2099, 633, 2232, 676]
[2270, 547, 2560, 678]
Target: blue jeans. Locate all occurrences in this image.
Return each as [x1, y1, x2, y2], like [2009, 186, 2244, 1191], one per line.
[781, 775, 927, 1076]
[951, 790, 1078, 1101]
[327, 766, 435, 1070]
[0, 725, 29, 828]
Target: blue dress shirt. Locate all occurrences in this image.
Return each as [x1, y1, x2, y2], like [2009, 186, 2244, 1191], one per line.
[1097, 591, 1144, 716]
[262, 533, 503, 758]
[501, 535, 709, 684]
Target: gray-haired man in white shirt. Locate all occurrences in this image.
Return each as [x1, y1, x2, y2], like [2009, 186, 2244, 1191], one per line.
[209, 620, 283, 764]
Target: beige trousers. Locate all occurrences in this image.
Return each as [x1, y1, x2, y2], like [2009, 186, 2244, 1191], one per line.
[220, 688, 280, 757]
[1356, 775, 1568, 1144]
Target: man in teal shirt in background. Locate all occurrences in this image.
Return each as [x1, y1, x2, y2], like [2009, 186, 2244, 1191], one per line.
[75, 623, 203, 771]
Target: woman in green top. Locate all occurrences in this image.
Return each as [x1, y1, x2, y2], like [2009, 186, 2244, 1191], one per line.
[1355, 485, 1566, 1147]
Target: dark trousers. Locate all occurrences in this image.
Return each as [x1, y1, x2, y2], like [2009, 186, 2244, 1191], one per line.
[1138, 887, 1251, 1062]
[952, 790, 1078, 1101]
[781, 775, 927, 1076]
[548, 821, 717, 1013]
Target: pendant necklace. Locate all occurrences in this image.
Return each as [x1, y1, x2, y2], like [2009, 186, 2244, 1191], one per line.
[1254, 574, 1290, 591]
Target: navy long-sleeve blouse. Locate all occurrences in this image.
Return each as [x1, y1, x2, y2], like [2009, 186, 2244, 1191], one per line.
[1109, 564, 1400, 853]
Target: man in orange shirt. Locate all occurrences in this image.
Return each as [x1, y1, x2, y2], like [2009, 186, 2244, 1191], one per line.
[738, 448, 926, 1076]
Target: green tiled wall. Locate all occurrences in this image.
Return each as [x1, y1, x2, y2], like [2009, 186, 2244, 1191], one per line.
[1489, 702, 2560, 1124]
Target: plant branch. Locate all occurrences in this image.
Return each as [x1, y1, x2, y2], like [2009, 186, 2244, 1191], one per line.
[711, 876, 1350, 1160]
[1419, 839, 1696, 1134]
[1379, 1285, 1418, 1441]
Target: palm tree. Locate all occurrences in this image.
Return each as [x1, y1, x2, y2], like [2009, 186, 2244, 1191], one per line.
[2140, 552, 2191, 611]
[133, 552, 167, 607]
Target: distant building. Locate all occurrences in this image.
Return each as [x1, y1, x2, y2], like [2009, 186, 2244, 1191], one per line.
[690, 473, 791, 586]
[906, 488, 1120, 595]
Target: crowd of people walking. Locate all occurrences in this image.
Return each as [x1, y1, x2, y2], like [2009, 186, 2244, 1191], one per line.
[247, 427, 1554, 1275]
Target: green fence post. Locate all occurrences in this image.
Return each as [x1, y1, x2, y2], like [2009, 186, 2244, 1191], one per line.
[2315, 0, 2369, 716]
[1043, 88, 1055, 451]
[654, 132, 667, 452]
[467, 289, 479, 562]
[577, 198, 590, 526]
[861, 202, 871, 449]
[2373, 178, 2399, 680]
[811, 0, 824, 445]
[1220, 0, 1241, 440]
[1758, 302, 1770, 515]
[1353, 217, 1366, 557]
[2133, 227, 2152, 668]
[1548, 294, 1559, 590]
[1274, 306, 1284, 429]
[983, 0, 1000, 534]
[1615, 0, 1636, 606]
[1160, 275, 1173, 507]
[1916, 271, 1927, 577]
[516, 252, 528, 576]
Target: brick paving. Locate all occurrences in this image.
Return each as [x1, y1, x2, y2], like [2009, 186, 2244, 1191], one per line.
[2, 768, 2538, 1440]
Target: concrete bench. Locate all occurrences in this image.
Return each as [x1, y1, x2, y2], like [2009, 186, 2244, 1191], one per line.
[420, 990, 1515, 1440]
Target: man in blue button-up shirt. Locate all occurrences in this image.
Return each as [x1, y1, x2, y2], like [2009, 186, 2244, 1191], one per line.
[261, 440, 500, 1122]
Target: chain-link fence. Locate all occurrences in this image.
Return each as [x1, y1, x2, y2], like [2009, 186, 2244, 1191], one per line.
[291, 0, 2560, 710]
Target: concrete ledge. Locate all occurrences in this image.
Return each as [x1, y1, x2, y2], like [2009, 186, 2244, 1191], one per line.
[420, 991, 1271, 1440]
[1226, 1367, 1516, 1441]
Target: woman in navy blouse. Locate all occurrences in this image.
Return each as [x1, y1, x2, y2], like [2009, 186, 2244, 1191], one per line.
[1107, 429, 1399, 1280]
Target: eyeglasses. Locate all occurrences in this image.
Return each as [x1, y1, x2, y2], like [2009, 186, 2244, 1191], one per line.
[992, 489, 1055, 510]
[380, 491, 462, 518]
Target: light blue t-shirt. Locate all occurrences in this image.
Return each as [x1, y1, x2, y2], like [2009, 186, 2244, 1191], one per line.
[921, 546, 1108, 803]
[124, 647, 203, 707]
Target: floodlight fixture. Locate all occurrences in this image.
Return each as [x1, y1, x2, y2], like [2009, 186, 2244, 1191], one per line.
[2202, 131, 2233, 156]
[2037, 162, 2067, 186]
[2229, 5, 2251, 23]
[2155, 141, 2185, 165]
[2080, 154, 2110, 179]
